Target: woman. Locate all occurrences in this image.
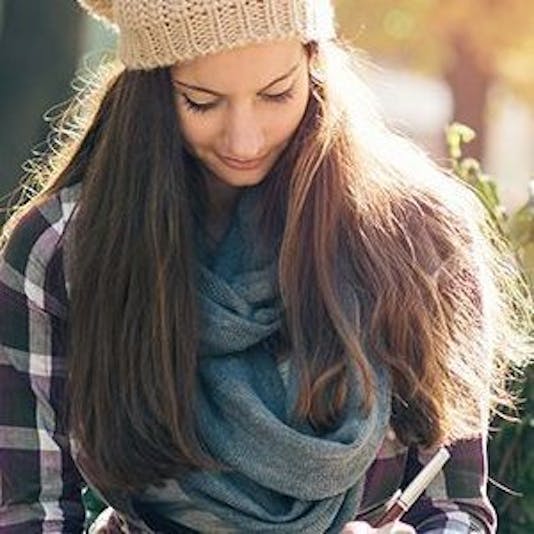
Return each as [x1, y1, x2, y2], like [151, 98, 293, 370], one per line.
[0, 0, 531, 532]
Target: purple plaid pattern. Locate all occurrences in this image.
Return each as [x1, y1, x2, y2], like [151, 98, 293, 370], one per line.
[0, 185, 497, 533]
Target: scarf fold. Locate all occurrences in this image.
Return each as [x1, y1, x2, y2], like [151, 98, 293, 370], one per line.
[135, 182, 391, 533]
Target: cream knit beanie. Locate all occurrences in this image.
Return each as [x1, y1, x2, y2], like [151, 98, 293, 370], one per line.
[77, 0, 336, 70]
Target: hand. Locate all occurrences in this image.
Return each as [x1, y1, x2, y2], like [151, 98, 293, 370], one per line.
[341, 520, 416, 533]
[88, 506, 128, 534]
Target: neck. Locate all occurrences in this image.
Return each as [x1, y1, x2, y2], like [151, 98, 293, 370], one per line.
[202, 169, 242, 244]
[205, 173, 240, 218]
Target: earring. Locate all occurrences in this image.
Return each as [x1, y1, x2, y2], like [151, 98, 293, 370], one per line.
[309, 57, 326, 85]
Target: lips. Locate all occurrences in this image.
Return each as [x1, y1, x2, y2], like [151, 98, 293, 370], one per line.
[218, 154, 267, 171]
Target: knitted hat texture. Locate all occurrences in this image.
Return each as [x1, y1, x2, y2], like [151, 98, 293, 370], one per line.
[77, 0, 336, 70]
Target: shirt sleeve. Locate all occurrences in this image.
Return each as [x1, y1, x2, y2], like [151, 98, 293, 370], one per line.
[0, 205, 85, 533]
[401, 436, 497, 533]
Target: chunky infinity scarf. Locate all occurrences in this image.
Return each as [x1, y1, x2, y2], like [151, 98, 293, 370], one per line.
[134, 182, 391, 533]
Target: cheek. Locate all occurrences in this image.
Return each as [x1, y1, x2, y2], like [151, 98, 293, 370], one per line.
[278, 94, 309, 140]
[177, 111, 216, 152]
[264, 85, 310, 145]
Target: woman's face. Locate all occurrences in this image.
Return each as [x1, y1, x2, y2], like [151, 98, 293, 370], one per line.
[170, 39, 311, 189]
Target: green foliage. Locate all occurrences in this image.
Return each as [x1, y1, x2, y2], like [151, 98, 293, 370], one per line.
[509, 189, 534, 291]
[447, 123, 534, 533]
[446, 123, 508, 232]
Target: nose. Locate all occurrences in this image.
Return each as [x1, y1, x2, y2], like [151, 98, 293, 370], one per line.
[221, 104, 266, 161]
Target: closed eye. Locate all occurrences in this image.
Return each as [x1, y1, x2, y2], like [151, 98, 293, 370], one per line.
[181, 95, 218, 114]
[264, 88, 295, 103]
[181, 88, 296, 114]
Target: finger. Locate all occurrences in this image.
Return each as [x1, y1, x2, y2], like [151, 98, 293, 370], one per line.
[341, 520, 373, 533]
[381, 520, 416, 534]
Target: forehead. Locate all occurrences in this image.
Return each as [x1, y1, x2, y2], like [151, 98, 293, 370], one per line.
[170, 39, 305, 91]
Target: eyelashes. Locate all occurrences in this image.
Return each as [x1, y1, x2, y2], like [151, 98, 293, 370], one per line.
[182, 96, 217, 114]
[263, 89, 295, 104]
[181, 88, 296, 114]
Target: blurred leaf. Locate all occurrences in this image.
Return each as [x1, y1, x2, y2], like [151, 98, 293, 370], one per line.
[336, 0, 534, 106]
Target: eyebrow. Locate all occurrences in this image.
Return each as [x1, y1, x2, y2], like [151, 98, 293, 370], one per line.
[172, 60, 302, 97]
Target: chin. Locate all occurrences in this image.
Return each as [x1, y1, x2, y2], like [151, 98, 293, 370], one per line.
[212, 167, 268, 188]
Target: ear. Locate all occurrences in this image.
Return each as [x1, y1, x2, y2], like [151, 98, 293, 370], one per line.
[305, 42, 325, 86]
[304, 41, 319, 63]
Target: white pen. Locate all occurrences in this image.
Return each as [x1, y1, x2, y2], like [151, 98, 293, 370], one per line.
[373, 447, 451, 527]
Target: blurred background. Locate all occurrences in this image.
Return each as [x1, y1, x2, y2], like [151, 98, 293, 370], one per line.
[0, 0, 533, 211]
[0, 1, 533, 531]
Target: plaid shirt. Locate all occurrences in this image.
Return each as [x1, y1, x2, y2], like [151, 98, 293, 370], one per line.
[0, 184, 497, 533]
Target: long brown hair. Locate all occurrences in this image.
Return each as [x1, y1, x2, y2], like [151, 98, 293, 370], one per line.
[2, 41, 532, 494]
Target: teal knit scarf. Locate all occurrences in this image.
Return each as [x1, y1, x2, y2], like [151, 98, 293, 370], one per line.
[134, 182, 391, 533]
